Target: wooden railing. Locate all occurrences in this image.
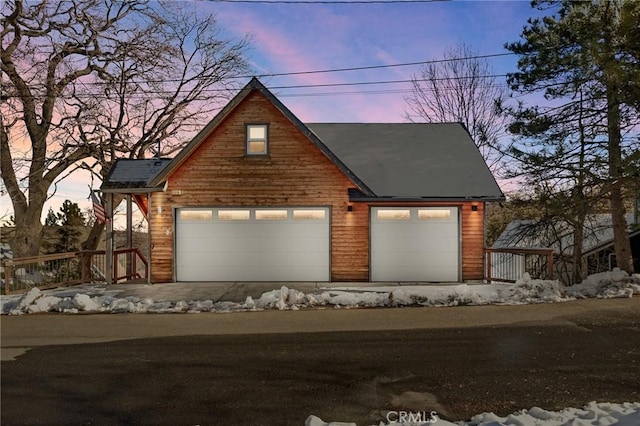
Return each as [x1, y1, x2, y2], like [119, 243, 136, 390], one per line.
[1, 248, 147, 295]
[113, 248, 148, 283]
[485, 248, 554, 283]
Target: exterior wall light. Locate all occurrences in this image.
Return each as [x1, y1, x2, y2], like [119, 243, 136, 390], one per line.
[347, 205, 353, 212]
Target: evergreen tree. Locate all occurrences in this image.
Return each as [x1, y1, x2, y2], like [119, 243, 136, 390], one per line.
[505, 0, 639, 273]
[44, 208, 58, 227]
[42, 207, 59, 254]
[54, 201, 85, 253]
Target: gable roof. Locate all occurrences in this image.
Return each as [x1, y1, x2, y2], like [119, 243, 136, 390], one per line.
[493, 214, 639, 255]
[148, 77, 374, 195]
[307, 123, 504, 200]
[101, 158, 172, 193]
[582, 228, 640, 257]
[104, 78, 504, 201]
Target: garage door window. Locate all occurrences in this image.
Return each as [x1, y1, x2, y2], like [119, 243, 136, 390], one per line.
[293, 209, 326, 220]
[218, 210, 250, 221]
[418, 209, 451, 220]
[256, 209, 287, 220]
[377, 209, 410, 220]
[180, 210, 212, 221]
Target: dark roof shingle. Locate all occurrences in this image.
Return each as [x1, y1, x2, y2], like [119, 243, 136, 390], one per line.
[307, 122, 503, 200]
[101, 158, 172, 193]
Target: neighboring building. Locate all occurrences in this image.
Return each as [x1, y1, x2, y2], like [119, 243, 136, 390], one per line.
[583, 229, 640, 275]
[102, 78, 504, 283]
[492, 214, 639, 284]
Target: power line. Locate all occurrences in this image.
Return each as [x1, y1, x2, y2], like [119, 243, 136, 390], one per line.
[2, 73, 511, 99]
[253, 52, 514, 78]
[210, 0, 447, 4]
[3, 49, 517, 98]
[2, 74, 511, 100]
[12, 52, 514, 87]
[267, 74, 510, 90]
[277, 83, 510, 98]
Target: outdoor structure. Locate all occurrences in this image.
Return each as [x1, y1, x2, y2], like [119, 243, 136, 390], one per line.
[583, 229, 640, 275]
[491, 214, 639, 284]
[101, 78, 504, 283]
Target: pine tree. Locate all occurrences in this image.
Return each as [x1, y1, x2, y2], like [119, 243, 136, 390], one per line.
[44, 208, 58, 227]
[54, 201, 85, 253]
[42, 207, 59, 254]
[505, 0, 639, 273]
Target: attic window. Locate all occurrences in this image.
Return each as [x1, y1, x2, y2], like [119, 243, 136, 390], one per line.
[246, 124, 268, 155]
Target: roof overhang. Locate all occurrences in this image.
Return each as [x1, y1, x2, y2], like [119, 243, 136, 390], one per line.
[100, 185, 166, 194]
[351, 196, 506, 202]
[582, 229, 640, 257]
[347, 189, 505, 203]
[100, 158, 172, 194]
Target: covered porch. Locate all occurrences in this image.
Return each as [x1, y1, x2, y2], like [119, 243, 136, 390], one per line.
[100, 158, 172, 285]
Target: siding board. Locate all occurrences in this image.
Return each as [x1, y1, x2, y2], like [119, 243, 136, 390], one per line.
[149, 90, 487, 283]
[150, 91, 368, 282]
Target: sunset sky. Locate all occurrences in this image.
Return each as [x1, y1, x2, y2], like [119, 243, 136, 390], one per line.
[2, 0, 548, 223]
[209, 0, 545, 122]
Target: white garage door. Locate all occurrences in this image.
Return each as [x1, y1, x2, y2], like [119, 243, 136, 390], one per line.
[371, 207, 459, 282]
[175, 207, 330, 281]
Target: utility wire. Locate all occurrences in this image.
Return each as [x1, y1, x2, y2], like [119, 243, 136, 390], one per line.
[2, 74, 512, 99]
[2, 73, 511, 99]
[266, 74, 509, 90]
[277, 84, 511, 98]
[252, 52, 513, 78]
[209, 0, 447, 4]
[25, 52, 515, 86]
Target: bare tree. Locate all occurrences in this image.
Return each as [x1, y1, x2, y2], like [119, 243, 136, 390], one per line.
[1, 0, 250, 257]
[405, 43, 508, 171]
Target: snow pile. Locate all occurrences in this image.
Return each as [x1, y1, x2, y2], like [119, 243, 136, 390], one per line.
[499, 273, 566, 304]
[308, 401, 640, 426]
[566, 269, 640, 299]
[464, 401, 640, 426]
[305, 415, 357, 426]
[255, 286, 313, 310]
[1, 270, 637, 315]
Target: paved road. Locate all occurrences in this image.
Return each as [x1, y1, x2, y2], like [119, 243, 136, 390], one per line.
[2, 299, 639, 425]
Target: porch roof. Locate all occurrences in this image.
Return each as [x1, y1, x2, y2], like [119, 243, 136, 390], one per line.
[101, 158, 171, 194]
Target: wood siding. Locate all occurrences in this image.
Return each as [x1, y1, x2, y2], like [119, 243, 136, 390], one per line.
[461, 203, 485, 280]
[149, 90, 487, 283]
[150, 90, 367, 282]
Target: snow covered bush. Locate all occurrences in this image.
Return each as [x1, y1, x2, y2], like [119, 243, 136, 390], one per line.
[566, 269, 640, 299]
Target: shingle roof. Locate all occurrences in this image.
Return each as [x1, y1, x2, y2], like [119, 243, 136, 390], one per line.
[307, 123, 504, 200]
[102, 79, 504, 201]
[101, 158, 172, 193]
[493, 214, 639, 254]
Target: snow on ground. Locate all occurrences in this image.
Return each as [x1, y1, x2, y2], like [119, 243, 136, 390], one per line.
[2, 275, 638, 426]
[307, 401, 640, 426]
[1, 270, 638, 315]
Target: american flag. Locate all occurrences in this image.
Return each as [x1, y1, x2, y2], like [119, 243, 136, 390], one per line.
[91, 191, 107, 224]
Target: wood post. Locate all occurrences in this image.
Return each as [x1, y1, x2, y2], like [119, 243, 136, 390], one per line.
[106, 193, 113, 285]
[126, 194, 133, 278]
